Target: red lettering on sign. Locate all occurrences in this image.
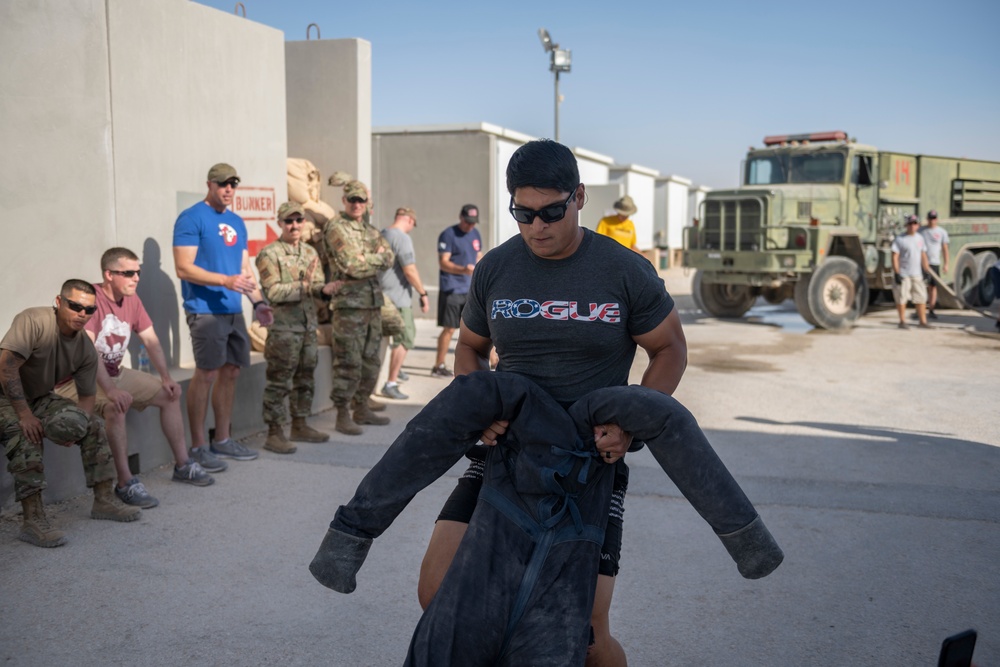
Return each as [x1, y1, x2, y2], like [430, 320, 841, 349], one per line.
[894, 159, 911, 186]
[231, 186, 277, 222]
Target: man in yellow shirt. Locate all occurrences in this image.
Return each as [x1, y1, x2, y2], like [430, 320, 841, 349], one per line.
[596, 195, 641, 253]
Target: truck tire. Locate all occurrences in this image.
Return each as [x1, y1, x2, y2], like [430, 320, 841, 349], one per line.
[952, 251, 980, 307]
[695, 274, 757, 318]
[806, 257, 869, 330]
[975, 251, 997, 306]
[691, 270, 708, 313]
[793, 274, 819, 326]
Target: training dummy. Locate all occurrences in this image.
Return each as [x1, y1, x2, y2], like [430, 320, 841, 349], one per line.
[309, 372, 783, 666]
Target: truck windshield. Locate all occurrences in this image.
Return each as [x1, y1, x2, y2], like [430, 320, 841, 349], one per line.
[745, 151, 846, 185]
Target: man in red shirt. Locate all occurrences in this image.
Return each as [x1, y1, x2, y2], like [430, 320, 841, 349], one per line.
[56, 248, 214, 509]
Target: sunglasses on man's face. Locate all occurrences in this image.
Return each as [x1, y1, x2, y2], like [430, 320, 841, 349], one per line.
[508, 187, 579, 225]
[347, 196, 368, 204]
[283, 217, 305, 225]
[110, 270, 141, 278]
[216, 179, 240, 189]
[65, 299, 97, 315]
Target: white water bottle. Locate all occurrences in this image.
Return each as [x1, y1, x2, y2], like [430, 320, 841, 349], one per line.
[137, 345, 151, 374]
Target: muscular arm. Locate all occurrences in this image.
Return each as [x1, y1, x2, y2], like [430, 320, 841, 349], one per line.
[454, 322, 492, 376]
[634, 308, 688, 396]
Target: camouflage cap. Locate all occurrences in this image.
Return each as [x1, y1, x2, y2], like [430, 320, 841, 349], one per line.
[344, 180, 368, 200]
[395, 207, 417, 225]
[207, 163, 240, 184]
[328, 171, 354, 187]
[277, 201, 305, 220]
[43, 405, 90, 444]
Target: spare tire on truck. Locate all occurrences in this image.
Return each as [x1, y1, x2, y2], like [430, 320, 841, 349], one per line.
[803, 257, 869, 331]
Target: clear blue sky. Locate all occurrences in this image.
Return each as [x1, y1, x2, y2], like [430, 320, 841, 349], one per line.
[195, 0, 999, 189]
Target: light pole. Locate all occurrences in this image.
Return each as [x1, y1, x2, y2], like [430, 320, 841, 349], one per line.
[538, 28, 571, 143]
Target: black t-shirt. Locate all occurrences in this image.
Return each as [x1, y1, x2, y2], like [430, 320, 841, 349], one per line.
[463, 228, 673, 407]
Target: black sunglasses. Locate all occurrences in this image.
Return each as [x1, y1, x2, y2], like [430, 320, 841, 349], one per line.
[65, 299, 97, 315]
[347, 196, 368, 204]
[283, 217, 305, 224]
[508, 186, 579, 225]
[110, 270, 141, 278]
[216, 179, 240, 189]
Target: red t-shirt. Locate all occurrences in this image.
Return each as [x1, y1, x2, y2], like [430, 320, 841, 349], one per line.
[86, 284, 153, 377]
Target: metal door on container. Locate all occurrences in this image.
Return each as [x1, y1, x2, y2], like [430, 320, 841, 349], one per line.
[850, 153, 878, 240]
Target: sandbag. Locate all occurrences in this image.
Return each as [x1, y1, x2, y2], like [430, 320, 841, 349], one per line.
[287, 158, 322, 203]
[303, 199, 336, 226]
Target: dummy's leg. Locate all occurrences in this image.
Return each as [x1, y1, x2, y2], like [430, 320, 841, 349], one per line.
[310, 371, 577, 593]
[570, 386, 783, 579]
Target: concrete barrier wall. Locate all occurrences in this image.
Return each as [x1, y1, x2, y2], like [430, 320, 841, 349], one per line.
[286, 39, 372, 202]
[1, 0, 291, 507]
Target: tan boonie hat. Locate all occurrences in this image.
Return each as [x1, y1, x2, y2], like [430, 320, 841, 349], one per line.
[344, 180, 368, 200]
[328, 171, 354, 187]
[395, 207, 417, 225]
[277, 201, 305, 220]
[207, 163, 240, 184]
[613, 195, 637, 216]
[43, 406, 90, 444]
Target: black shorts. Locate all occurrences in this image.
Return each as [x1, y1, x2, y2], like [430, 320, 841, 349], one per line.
[437, 291, 468, 329]
[437, 448, 628, 577]
[923, 264, 940, 285]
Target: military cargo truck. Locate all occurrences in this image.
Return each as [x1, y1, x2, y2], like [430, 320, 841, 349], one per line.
[682, 131, 1000, 329]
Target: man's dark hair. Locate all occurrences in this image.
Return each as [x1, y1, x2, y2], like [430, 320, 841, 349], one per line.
[506, 139, 580, 196]
[61, 280, 96, 298]
[100, 247, 139, 272]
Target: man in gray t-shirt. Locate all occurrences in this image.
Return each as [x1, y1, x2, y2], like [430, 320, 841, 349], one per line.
[890, 215, 931, 329]
[378, 208, 429, 399]
[919, 209, 950, 318]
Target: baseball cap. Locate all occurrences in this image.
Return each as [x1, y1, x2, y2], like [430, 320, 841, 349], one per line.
[927, 210, 938, 220]
[207, 163, 240, 184]
[460, 204, 479, 224]
[344, 180, 368, 200]
[904, 214, 919, 224]
[395, 207, 417, 225]
[278, 202, 305, 220]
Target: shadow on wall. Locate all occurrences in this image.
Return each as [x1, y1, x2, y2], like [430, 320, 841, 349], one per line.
[134, 237, 180, 368]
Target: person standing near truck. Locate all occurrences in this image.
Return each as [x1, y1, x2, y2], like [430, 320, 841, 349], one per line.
[892, 215, 931, 329]
[596, 195, 641, 254]
[919, 210, 949, 319]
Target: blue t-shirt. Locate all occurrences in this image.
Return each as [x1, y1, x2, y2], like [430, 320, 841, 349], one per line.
[438, 224, 482, 295]
[173, 201, 248, 314]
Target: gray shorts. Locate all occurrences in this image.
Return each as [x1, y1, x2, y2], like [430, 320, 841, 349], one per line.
[186, 312, 251, 370]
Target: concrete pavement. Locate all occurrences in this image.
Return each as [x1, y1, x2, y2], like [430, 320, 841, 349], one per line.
[1, 271, 998, 666]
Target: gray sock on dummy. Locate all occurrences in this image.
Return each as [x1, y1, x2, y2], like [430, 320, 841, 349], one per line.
[717, 515, 784, 579]
[309, 528, 373, 593]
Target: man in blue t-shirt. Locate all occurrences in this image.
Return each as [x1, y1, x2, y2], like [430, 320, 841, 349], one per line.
[172, 163, 274, 470]
[432, 204, 482, 377]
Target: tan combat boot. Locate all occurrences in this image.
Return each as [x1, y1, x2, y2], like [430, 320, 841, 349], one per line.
[290, 417, 329, 443]
[264, 423, 297, 454]
[353, 399, 390, 426]
[19, 493, 67, 548]
[91, 480, 141, 522]
[367, 397, 386, 412]
[336, 407, 363, 436]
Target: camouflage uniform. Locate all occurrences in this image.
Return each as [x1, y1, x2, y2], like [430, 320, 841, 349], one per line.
[0, 394, 114, 500]
[256, 238, 326, 426]
[323, 211, 395, 407]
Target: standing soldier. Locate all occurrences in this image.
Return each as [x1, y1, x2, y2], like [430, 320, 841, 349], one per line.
[256, 202, 339, 454]
[323, 181, 395, 435]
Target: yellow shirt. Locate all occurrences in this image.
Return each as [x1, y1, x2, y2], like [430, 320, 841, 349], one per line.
[596, 215, 637, 249]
